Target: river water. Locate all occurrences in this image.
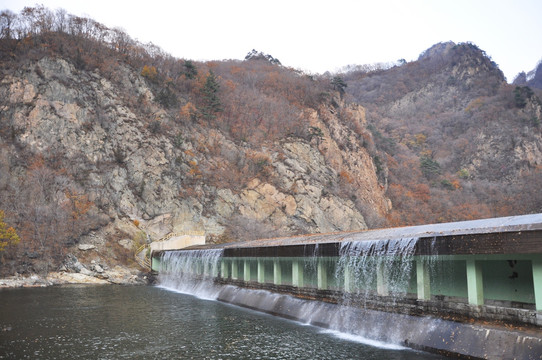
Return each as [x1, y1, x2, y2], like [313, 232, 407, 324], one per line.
[0, 285, 447, 359]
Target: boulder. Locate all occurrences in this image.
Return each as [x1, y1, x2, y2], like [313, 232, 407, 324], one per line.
[78, 244, 96, 251]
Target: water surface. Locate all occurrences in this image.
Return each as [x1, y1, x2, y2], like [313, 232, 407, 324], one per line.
[0, 285, 447, 359]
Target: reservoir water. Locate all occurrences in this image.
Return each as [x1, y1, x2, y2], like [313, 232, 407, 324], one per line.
[0, 285, 448, 359]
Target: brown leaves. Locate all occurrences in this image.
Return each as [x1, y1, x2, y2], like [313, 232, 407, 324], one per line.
[63, 189, 93, 220]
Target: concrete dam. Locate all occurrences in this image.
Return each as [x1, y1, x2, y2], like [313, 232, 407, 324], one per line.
[151, 214, 542, 359]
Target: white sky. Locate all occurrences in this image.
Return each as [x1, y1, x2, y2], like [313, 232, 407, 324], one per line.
[3, 0, 542, 82]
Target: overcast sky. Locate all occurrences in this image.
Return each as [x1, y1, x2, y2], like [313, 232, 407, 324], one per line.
[3, 0, 542, 82]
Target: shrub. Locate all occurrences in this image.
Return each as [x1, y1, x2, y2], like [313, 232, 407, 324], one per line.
[149, 120, 161, 134]
[513, 86, 533, 108]
[420, 156, 441, 179]
[0, 210, 20, 253]
[155, 87, 177, 108]
[173, 132, 184, 148]
[457, 168, 470, 179]
[440, 179, 454, 190]
[141, 65, 157, 81]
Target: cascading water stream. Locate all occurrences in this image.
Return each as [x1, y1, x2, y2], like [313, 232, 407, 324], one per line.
[335, 237, 418, 307]
[156, 237, 424, 348]
[158, 249, 224, 299]
[303, 243, 319, 272]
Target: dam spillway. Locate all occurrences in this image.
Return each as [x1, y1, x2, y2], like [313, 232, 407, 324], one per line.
[152, 214, 542, 358]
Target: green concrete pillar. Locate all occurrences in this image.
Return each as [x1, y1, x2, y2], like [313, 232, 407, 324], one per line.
[203, 260, 209, 277]
[211, 261, 218, 277]
[292, 259, 304, 287]
[209, 261, 218, 277]
[466, 259, 484, 306]
[317, 258, 327, 290]
[244, 259, 251, 281]
[151, 257, 161, 272]
[220, 259, 229, 278]
[231, 259, 239, 280]
[193, 259, 198, 275]
[220, 259, 228, 279]
[416, 259, 431, 301]
[207, 262, 212, 277]
[532, 259, 542, 311]
[202, 260, 208, 276]
[274, 259, 282, 285]
[376, 262, 389, 296]
[344, 264, 352, 293]
[257, 259, 265, 283]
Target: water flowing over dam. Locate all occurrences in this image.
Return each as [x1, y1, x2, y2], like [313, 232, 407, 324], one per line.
[153, 214, 542, 359]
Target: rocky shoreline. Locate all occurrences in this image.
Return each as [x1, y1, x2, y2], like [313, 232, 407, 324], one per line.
[0, 238, 157, 289]
[0, 267, 151, 288]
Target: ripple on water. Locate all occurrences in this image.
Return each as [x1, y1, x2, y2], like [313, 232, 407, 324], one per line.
[0, 285, 448, 359]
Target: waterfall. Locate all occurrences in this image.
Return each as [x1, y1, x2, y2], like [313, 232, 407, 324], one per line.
[157, 238, 418, 306]
[304, 243, 319, 276]
[335, 238, 418, 307]
[156, 237, 420, 347]
[157, 249, 224, 299]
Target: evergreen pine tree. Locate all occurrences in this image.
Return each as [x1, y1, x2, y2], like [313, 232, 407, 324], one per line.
[200, 70, 222, 121]
[331, 76, 347, 98]
[183, 60, 197, 79]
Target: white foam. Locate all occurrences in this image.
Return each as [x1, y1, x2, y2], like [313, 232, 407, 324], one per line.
[157, 284, 218, 301]
[319, 329, 407, 350]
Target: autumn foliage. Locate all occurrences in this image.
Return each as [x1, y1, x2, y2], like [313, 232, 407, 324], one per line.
[0, 210, 19, 253]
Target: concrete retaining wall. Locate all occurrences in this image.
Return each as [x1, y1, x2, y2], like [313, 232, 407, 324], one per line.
[215, 284, 542, 359]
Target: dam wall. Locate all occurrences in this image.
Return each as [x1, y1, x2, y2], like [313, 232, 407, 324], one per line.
[152, 214, 542, 358]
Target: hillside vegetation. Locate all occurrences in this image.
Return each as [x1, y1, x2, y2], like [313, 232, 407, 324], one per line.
[343, 41, 542, 225]
[0, 6, 541, 276]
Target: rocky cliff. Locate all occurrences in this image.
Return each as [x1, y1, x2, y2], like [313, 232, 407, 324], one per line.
[0, 53, 388, 275]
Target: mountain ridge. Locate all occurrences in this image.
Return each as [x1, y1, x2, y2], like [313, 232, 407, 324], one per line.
[342, 41, 541, 225]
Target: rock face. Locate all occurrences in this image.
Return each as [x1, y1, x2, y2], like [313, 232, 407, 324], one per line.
[513, 61, 542, 90]
[0, 56, 389, 247]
